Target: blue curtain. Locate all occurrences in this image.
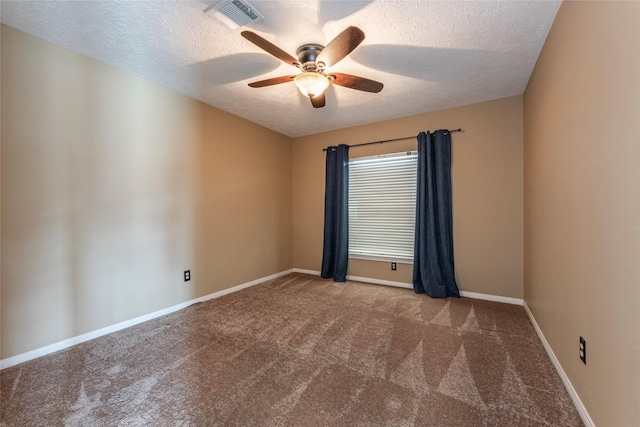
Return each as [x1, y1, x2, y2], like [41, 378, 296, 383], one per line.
[321, 144, 349, 282]
[413, 131, 460, 297]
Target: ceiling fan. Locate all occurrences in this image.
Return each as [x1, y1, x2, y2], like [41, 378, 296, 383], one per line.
[241, 26, 383, 108]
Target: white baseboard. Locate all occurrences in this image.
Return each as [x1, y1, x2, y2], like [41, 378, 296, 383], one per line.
[459, 290, 523, 306]
[291, 268, 322, 276]
[346, 274, 414, 289]
[294, 268, 412, 289]
[292, 268, 522, 305]
[523, 302, 595, 427]
[0, 269, 295, 370]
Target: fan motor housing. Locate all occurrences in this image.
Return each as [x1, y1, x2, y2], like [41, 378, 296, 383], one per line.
[296, 44, 324, 71]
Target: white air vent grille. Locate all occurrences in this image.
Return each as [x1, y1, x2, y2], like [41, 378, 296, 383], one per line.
[205, 0, 264, 30]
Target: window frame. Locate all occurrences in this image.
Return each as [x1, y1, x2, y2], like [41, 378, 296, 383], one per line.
[348, 150, 417, 264]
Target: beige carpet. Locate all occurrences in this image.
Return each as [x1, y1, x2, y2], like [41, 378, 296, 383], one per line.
[1, 273, 582, 426]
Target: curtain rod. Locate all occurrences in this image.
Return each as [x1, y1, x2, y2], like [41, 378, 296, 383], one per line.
[322, 128, 462, 151]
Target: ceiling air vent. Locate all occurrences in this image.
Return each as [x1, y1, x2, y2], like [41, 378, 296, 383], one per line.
[205, 0, 264, 30]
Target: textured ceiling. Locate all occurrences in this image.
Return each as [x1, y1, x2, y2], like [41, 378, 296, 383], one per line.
[0, 1, 560, 138]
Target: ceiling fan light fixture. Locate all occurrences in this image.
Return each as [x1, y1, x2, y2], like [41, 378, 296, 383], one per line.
[293, 72, 330, 98]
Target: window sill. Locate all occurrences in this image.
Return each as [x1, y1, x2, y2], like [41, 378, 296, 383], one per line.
[349, 255, 413, 265]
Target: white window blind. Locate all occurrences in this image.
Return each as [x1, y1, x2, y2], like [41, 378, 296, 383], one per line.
[349, 151, 417, 262]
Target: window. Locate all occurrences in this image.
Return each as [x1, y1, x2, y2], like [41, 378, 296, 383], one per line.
[348, 151, 417, 262]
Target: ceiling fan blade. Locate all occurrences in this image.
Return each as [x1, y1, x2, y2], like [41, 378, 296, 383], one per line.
[330, 73, 383, 93]
[310, 93, 326, 108]
[316, 26, 365, 68]
[241, 31, 299, 67]
[248, 75, 296, 88]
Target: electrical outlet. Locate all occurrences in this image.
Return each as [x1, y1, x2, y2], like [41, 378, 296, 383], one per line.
[391, 262, 397, 271]
[579, 336, 586, 365]
[184, 270, 191, 282]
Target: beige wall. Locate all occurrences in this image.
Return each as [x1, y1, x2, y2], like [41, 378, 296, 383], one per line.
[523, 1, 640, 425]
[1, 25, 293, 359]
[292, 96, 524, 299]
